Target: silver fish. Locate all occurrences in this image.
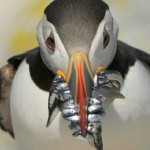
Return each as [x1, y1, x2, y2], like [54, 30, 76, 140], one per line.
[65, 115, 79, 122]
[47, 70, 124, 150]
[92, 86, 124, 109]
[89, 98, 102, 105]
[87, 123, 101, 134]
[62, 108, 78, 118]
[88, 114, 102, 123]
[88, 105, 103, 113]
[59, 102, 75, 110]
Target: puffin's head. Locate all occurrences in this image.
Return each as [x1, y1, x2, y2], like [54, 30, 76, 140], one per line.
[36, 0, 118, 138]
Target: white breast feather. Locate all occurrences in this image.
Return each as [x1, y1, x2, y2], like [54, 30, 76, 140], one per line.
[102, 60, 150, 150]
[10, 60, 94, 150]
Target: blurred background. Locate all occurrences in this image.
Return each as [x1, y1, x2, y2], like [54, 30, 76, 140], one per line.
[0, 0, 150, 150]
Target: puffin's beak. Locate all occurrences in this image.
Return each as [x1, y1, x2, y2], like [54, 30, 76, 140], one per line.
[66, 52, 94, 137]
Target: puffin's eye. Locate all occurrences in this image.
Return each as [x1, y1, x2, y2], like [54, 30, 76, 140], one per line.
[45, 36, 56, 51]
[103, 27, 110, 49]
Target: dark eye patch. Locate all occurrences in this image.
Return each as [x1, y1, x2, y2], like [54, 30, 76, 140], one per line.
[103, 27, 110, 49]
[45, 35, 56, 52]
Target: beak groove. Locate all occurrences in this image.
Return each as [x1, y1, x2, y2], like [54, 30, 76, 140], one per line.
[76, 60, 87, 136]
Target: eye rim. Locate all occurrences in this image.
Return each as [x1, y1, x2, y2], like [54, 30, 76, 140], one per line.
[103, 27, 110, 49]
[45, 36, 56, 52]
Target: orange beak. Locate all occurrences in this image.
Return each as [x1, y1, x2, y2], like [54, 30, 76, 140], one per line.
[67, 52, 93, 137]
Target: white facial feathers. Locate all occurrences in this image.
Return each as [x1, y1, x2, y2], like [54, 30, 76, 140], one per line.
[89, 10, 119, 72]
[36, 15, 69, 74]
[36, 10, 119, 75]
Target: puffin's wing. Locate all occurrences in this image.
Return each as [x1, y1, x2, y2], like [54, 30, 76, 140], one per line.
[0, 64, 16, 137]
[108, 41, 150, 77]
[0, 47, 39, 137]
[118, 41, 150, 66]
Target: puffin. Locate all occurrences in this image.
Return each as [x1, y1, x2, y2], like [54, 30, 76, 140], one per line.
[0, 0, 150, 150]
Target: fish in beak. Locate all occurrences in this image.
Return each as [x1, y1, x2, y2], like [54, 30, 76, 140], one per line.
[66, 52, 94, 137]
[47, 52, 124, 149]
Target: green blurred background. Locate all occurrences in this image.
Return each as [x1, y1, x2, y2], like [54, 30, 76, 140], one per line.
[0, 0, 150, 150]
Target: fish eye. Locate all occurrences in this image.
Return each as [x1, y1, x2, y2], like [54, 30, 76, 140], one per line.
[103, 27, 110, 49]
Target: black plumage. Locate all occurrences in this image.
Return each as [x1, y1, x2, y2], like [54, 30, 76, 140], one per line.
[108, 41, 150, 78]
[26, 48, 55, 91]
